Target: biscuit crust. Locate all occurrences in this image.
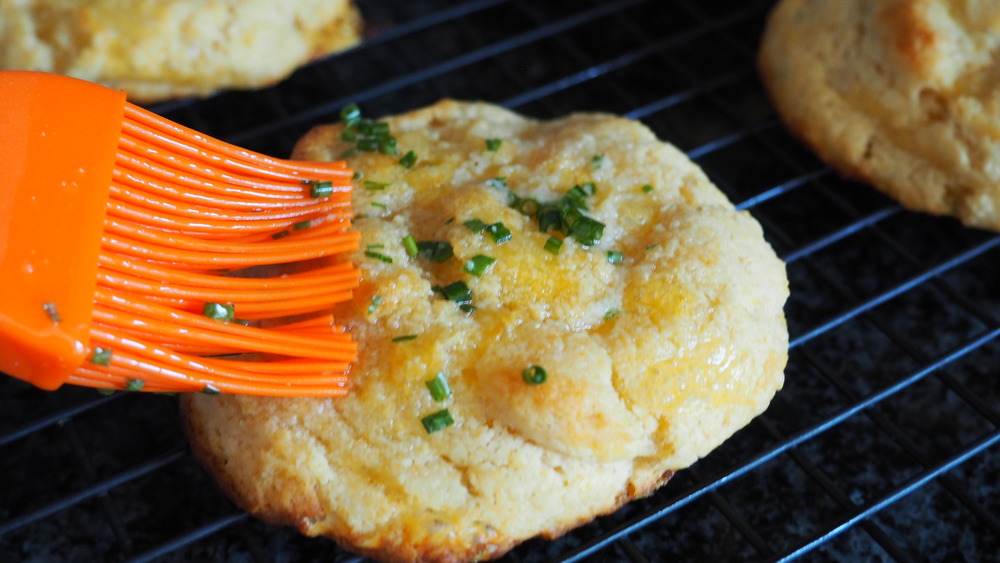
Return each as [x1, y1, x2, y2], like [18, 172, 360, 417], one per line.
[181, 100, 788, 563]
[759, 0, 1000, 230]
[0, 0, 361, 102]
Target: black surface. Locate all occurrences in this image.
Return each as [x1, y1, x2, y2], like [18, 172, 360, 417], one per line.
[2, 0, 999, 561]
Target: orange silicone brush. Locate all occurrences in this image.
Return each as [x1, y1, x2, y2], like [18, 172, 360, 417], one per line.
[0, 71, 361, 397]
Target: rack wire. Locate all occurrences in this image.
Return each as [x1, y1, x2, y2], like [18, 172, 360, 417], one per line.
[2, 0, 999, 561]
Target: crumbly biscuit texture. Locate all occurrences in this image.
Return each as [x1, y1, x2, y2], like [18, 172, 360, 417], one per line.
[182, 100, 788, 563]
[0, 0, 361, 102]
[759, 0, 1000, 230]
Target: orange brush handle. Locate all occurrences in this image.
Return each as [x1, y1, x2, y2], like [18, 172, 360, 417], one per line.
[0, 71, 125, 389]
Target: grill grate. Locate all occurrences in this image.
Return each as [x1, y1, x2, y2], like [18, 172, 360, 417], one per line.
[2, 0, 999, 561]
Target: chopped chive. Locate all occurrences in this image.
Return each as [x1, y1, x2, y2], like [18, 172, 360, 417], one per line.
[485, 138, 502, 151]
[341, 130, 357, 142]
[416, 240, 454, 262]
[568, 215, 605, 246]
[518, 198, 540, 215]
[402, 235, 419, 257]
[201, 384, 221, 395]
[371, 201, 387, 210]
[233, 319, 251, 326]
[444, 217, 455, 225]
[90, 347, 113, 366]
[367, 243, 385, 249]
[378, 137, 398, 155]
[399, 150, 418, 168]
[641, 184, 654, 193]
[42, 302, 61, 324]
[203, 302, 235, 322]
[421, 408, 454, 433]
[392, 334, 418, 342]
[368, 295, 383, 314]
[537, 208, 562, 233]
[425, 372, 452, 401]
[606, 250, 624, 264]
[364, 250, 393, 263]
[581, 181, 597, 195]
[352, 171, 363, 180]
[308, 180, 334, 198]
[293, 220, 311, 230]
[544, 236, 563, 255]
[485, 176, 508, 190]
[463, 254, 497, 277]
[522, 365, 547, 385]
[357, 137, 378, 152]
[459, 303, 477, 314]
[271, 230, 290, 240]
[646, 243, 658, 250]
[125, 378, 145, 392]
[590, 154, 605, 170]
[604, 309, 621, 320]
[488, 222, 512, 244]
[340, 103, 362, 125]
[97, 388, 116, 396]
[463, 218, 488, 232]
[340, 148, 359, 158]
[363, 180, 390, 191]
[438, 281, 473, 304]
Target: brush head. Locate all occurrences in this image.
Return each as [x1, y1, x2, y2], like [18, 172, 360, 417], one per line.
[0, 71, 360, 396]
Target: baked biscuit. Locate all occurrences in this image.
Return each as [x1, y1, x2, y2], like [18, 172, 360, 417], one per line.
[181, 100, 788, 562]
[759, 0, 1000, 231]
[0, 0, 361, 103]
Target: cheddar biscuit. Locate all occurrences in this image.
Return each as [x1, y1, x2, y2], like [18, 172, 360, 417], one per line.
[182, 100, 788, 562]
[759, 0, 1000, 230]
[0, 0, 361, 103]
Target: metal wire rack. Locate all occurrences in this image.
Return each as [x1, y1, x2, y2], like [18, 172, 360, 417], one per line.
[2, 0, 999, 561]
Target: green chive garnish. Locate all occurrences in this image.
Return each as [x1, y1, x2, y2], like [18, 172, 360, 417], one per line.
[97, 388, 116, 396]
[488, 222, 512, 244]
[421, 409, 454, 433]
[459, 303, 477, 314]
[399, 150, 418, 168]
[371, 201, 387, 210]
[363, 180, 390, 190]
[293, 220, 311, 231]
[368, 295, 383, 314]
[416, 240, 454, 262]
[201, 385, 221, 395]
[340, 103, 362, 126]
[425, 372, 452, 401]
[604, 309, 621, 320]
[365, 250, 393, 263]
[607, 250, 623, 264]
[367, 243, 385, 249]
[486, 138, 502, 151]
[125, 378, 145, 392]
[203, 302, 235, 322]
[544, 236, 563, 254]
[518, 198, 540, 215]
[568, 216, 604, 246]
[437, 281, 473, 304]
[90, 347, 113, 366]
[378, 137, 398, 155]
[308, 180, 334, 198]
[402, 235, 419, 257]
[463, 218, 488, 232]
[392, 334, 418, 342]
[590, 154, 605, 170]
[522, 365, 547, 385]
[271, 230, 290, 240]
[463, 254, 496, 277]
[42, 302, 61, 324]
[641, 184, 654, 193]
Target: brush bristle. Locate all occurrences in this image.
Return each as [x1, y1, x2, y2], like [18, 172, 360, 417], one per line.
[66, 103, 360, 396]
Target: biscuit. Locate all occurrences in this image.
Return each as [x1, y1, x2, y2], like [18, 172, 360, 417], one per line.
[181, 100, 788, 563]
[759, 0, 1000, 231]
[0, 0, 361, 103]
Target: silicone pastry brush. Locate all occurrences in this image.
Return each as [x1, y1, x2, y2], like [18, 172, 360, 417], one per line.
[0, 71, 360, 397]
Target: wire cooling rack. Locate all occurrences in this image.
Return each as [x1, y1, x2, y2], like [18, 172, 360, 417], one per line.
[2, 0, 999, 561]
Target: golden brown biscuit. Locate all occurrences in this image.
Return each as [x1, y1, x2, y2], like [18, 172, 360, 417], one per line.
[0, 0, 361, 103]
[181, 100, 788, 563]
[759, 0, 1000, 230]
